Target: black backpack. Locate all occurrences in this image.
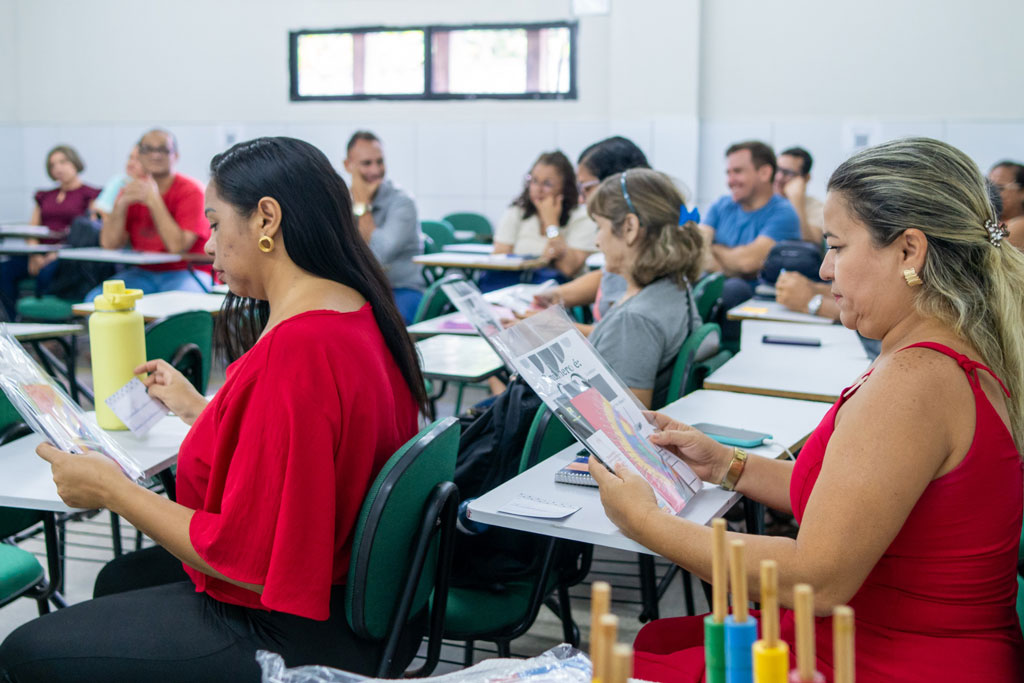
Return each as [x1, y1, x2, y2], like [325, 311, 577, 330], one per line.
[47, 216, 116, 301]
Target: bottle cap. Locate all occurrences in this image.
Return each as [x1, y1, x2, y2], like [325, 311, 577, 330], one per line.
[93, 280, 143, 311]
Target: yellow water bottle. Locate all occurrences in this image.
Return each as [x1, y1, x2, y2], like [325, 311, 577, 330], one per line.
[89, 280, 146, 430]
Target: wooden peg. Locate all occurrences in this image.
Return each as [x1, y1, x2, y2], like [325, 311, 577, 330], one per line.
[712, 518, 728, 624]
[729, 539, 748, 622]
[833, 605, 855, 683]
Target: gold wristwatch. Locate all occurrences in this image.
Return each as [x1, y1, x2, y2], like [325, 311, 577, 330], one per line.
[719, 447, 748, 491]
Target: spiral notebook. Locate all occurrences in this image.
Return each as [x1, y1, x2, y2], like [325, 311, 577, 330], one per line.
[553, 454, 599, 488]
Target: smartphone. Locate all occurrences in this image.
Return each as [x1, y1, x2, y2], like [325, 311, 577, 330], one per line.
[762, 334, 822, 347]
[691, 422, 772, 448]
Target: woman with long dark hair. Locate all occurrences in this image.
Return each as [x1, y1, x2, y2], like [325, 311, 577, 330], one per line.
[0, 137, 429, 681]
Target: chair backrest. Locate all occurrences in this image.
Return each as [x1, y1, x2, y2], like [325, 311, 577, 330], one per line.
[442, 212, 493, 239]
[693, 272, 725, 322]
[519, 405, 577, 474]
[0, 394, 43, 540]
[664, 322, 724, 405]
[412, 272, 466, 324]
[145, 311, 214, 394]
[420, 220, 457, 251]
[346, 417, 461, 675]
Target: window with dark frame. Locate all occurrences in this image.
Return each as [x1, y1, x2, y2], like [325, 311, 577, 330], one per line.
[289, 21, 577, 101]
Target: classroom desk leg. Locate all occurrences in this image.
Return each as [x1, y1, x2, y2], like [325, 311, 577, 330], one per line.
[744, 498, 765, 535]
[39, 513, 67, 610]
[638, 554, 660, 622]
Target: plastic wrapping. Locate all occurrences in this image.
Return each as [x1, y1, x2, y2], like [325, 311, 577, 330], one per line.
[0, 324, 145, 481]
[257, 644, 592, 683]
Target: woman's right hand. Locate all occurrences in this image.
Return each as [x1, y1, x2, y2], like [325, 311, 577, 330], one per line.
[532, 287, 563, 309]
[134, 359, 207, 425]
[645, 412, 734, 484]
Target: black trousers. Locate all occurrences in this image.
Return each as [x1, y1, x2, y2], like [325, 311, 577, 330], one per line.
[0, 546, 422, 682]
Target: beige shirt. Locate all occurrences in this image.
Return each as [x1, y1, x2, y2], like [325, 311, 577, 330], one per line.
[494, 204, 597, 256]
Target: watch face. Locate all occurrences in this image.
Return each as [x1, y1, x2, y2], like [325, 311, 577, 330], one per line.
[546, 225, 560, 239]
[353, 203, 367, 217]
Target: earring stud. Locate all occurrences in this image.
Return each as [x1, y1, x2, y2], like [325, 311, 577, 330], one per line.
[903, 268, 922, 287]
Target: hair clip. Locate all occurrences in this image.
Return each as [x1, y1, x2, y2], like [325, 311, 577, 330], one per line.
[619, 171, 638, 215]
[985, 218, 1010, 247]
[679, 204, 701, 226]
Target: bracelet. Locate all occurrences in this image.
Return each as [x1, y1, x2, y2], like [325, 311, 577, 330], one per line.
[719, 447, 748, 491]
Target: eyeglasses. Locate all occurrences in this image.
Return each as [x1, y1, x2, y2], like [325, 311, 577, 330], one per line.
[525, 173, 557, 192]
[993, 182, 1021, 192]
[577, 179, 600, 196]
[776, 168, 801, 179]
[139, 145, 173, 156]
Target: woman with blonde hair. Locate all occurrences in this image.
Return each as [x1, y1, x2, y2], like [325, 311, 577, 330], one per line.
[585, 168, 704, 408]
[590, 138, 1024, 681]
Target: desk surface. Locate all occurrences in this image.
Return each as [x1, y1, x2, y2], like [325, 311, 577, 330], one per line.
[413, 252, 549, 271]
[0, 243, 58, 255]
[468, 390, 829, 554]
[407, 283, 539, 338]
[58, 247, 182, 265]
[704, 320, 869, 403]
[6, 322, 85, 341]
[0, 225, 63, 240]
[73, 291, 226, 321]
[728, 299, 835, 326]
[416, 334, 504, 383]
[442, 243, 494, 255]
[0, 414, 190, 512]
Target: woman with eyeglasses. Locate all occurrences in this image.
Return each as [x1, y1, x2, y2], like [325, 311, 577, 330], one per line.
[490, 151, 595, 285]
[585, 169, 704, 408]
[531, 137, 652, 330]
[989, 160, 1024, 250]
[0, 144, 100, 320]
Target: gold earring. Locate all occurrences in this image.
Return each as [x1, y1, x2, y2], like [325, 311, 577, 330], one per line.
[903, 268, 922, 287]
[258, 235, 274, 253]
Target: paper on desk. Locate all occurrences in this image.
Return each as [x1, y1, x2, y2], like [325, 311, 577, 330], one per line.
[737, 305, 769, 314]
[105, 378, 167, 436]
[498, 493, 580, 519]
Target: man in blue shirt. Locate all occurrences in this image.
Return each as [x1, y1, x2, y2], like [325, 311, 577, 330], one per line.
[701, 140, 800, 310]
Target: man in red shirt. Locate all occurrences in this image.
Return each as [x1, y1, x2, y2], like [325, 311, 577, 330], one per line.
[91, 129, 211, 299]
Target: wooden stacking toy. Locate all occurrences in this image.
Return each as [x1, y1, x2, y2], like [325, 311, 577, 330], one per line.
[704, 518, 729, 683]
[752, 560, 789, 682]
[788, 584, 825, 683]
[590, 582, 612, 682]
[833, 606, 855, 683]
[725, 539, 758, 683]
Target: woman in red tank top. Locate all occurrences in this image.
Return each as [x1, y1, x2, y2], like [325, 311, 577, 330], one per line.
[588, 138, 1024, 682]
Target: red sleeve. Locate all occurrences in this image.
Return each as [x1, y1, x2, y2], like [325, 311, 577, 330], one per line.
[33, 190, 45, 208]
[168, 178, 209, 239]
[83, 185, 101, 202]
[189, 343, 341, 620]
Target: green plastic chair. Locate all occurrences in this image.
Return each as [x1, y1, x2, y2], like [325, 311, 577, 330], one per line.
[444, 406, 591, 661]
[420, 220, 457, 252]
[0, 395, 62, 615]
[664, 322, 733, 405]
[443, 212, 493, 243]
[345, 417, 460, 678]
[145, 310, 214, 395]
[693, 272, 725, 323]
[15, 295, 75, 321]
[412, 273, 464, 325]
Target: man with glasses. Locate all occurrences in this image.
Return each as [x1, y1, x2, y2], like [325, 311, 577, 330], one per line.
[343, 130, 422, 324]
[773, 146, 825, 244]
[96, 129, 211, 296]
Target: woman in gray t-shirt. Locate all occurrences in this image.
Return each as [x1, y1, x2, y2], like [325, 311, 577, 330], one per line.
[586, 169, 705, 408]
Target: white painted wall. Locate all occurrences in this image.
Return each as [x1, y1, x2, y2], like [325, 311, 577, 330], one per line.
[2, 0, 1023, 224]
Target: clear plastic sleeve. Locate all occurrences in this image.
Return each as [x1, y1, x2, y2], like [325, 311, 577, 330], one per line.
[258, 644, 592, 683]
[0, 325, 145, 482]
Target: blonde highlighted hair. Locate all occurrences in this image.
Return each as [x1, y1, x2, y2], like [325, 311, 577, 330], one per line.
[828, 137, 1024, 448]
[587, 169, 704, 288]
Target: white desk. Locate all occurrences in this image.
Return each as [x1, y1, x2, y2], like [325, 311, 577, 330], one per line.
[407, 284, 539, 338]
[584, 252, 605, 270]
[7, 323, 85, 341]
[704, 320, 869, 403]
[728, 299, 835, 326]
[442, 243, 494, 255]
[0, 225, 63, 240]
[416, 334, 505, 383]
[57, 247, 182, 266]
[0, 414, 190, 513]
[413, 252, 548, 271]
[0, 243, 58, 255]
[73, 291, 225, 321]
[468, 390, 828, 554]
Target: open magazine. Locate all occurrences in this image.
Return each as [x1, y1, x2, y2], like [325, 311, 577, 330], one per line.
[440, 278, 521, 367]
[0, 325, 145, 481]
[492, 307, 701, 514]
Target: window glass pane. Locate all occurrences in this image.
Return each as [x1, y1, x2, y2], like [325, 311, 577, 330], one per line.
[539, 27, 571, 94]
[440, 29, 528, 94]
[296, 33, 353, 97]
[363, 30, 425, 94]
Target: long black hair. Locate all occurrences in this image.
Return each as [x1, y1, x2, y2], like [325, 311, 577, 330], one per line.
[209, 137, 428, 415]
[577, 136, 650, 180]
[512, 150, 578, 225]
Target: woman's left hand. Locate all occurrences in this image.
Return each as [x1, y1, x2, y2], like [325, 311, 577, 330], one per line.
[588, 456, 661, 540]
[36, 443, 128, 510]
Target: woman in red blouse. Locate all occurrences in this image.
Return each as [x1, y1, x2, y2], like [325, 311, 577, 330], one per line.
[0, 145, 100, 319]
[0, 137, 429, 681]
[588, 138, 1024, 682]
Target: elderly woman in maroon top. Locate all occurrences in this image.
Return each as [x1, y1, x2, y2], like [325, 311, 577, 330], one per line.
[0, 144, 100, 319]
